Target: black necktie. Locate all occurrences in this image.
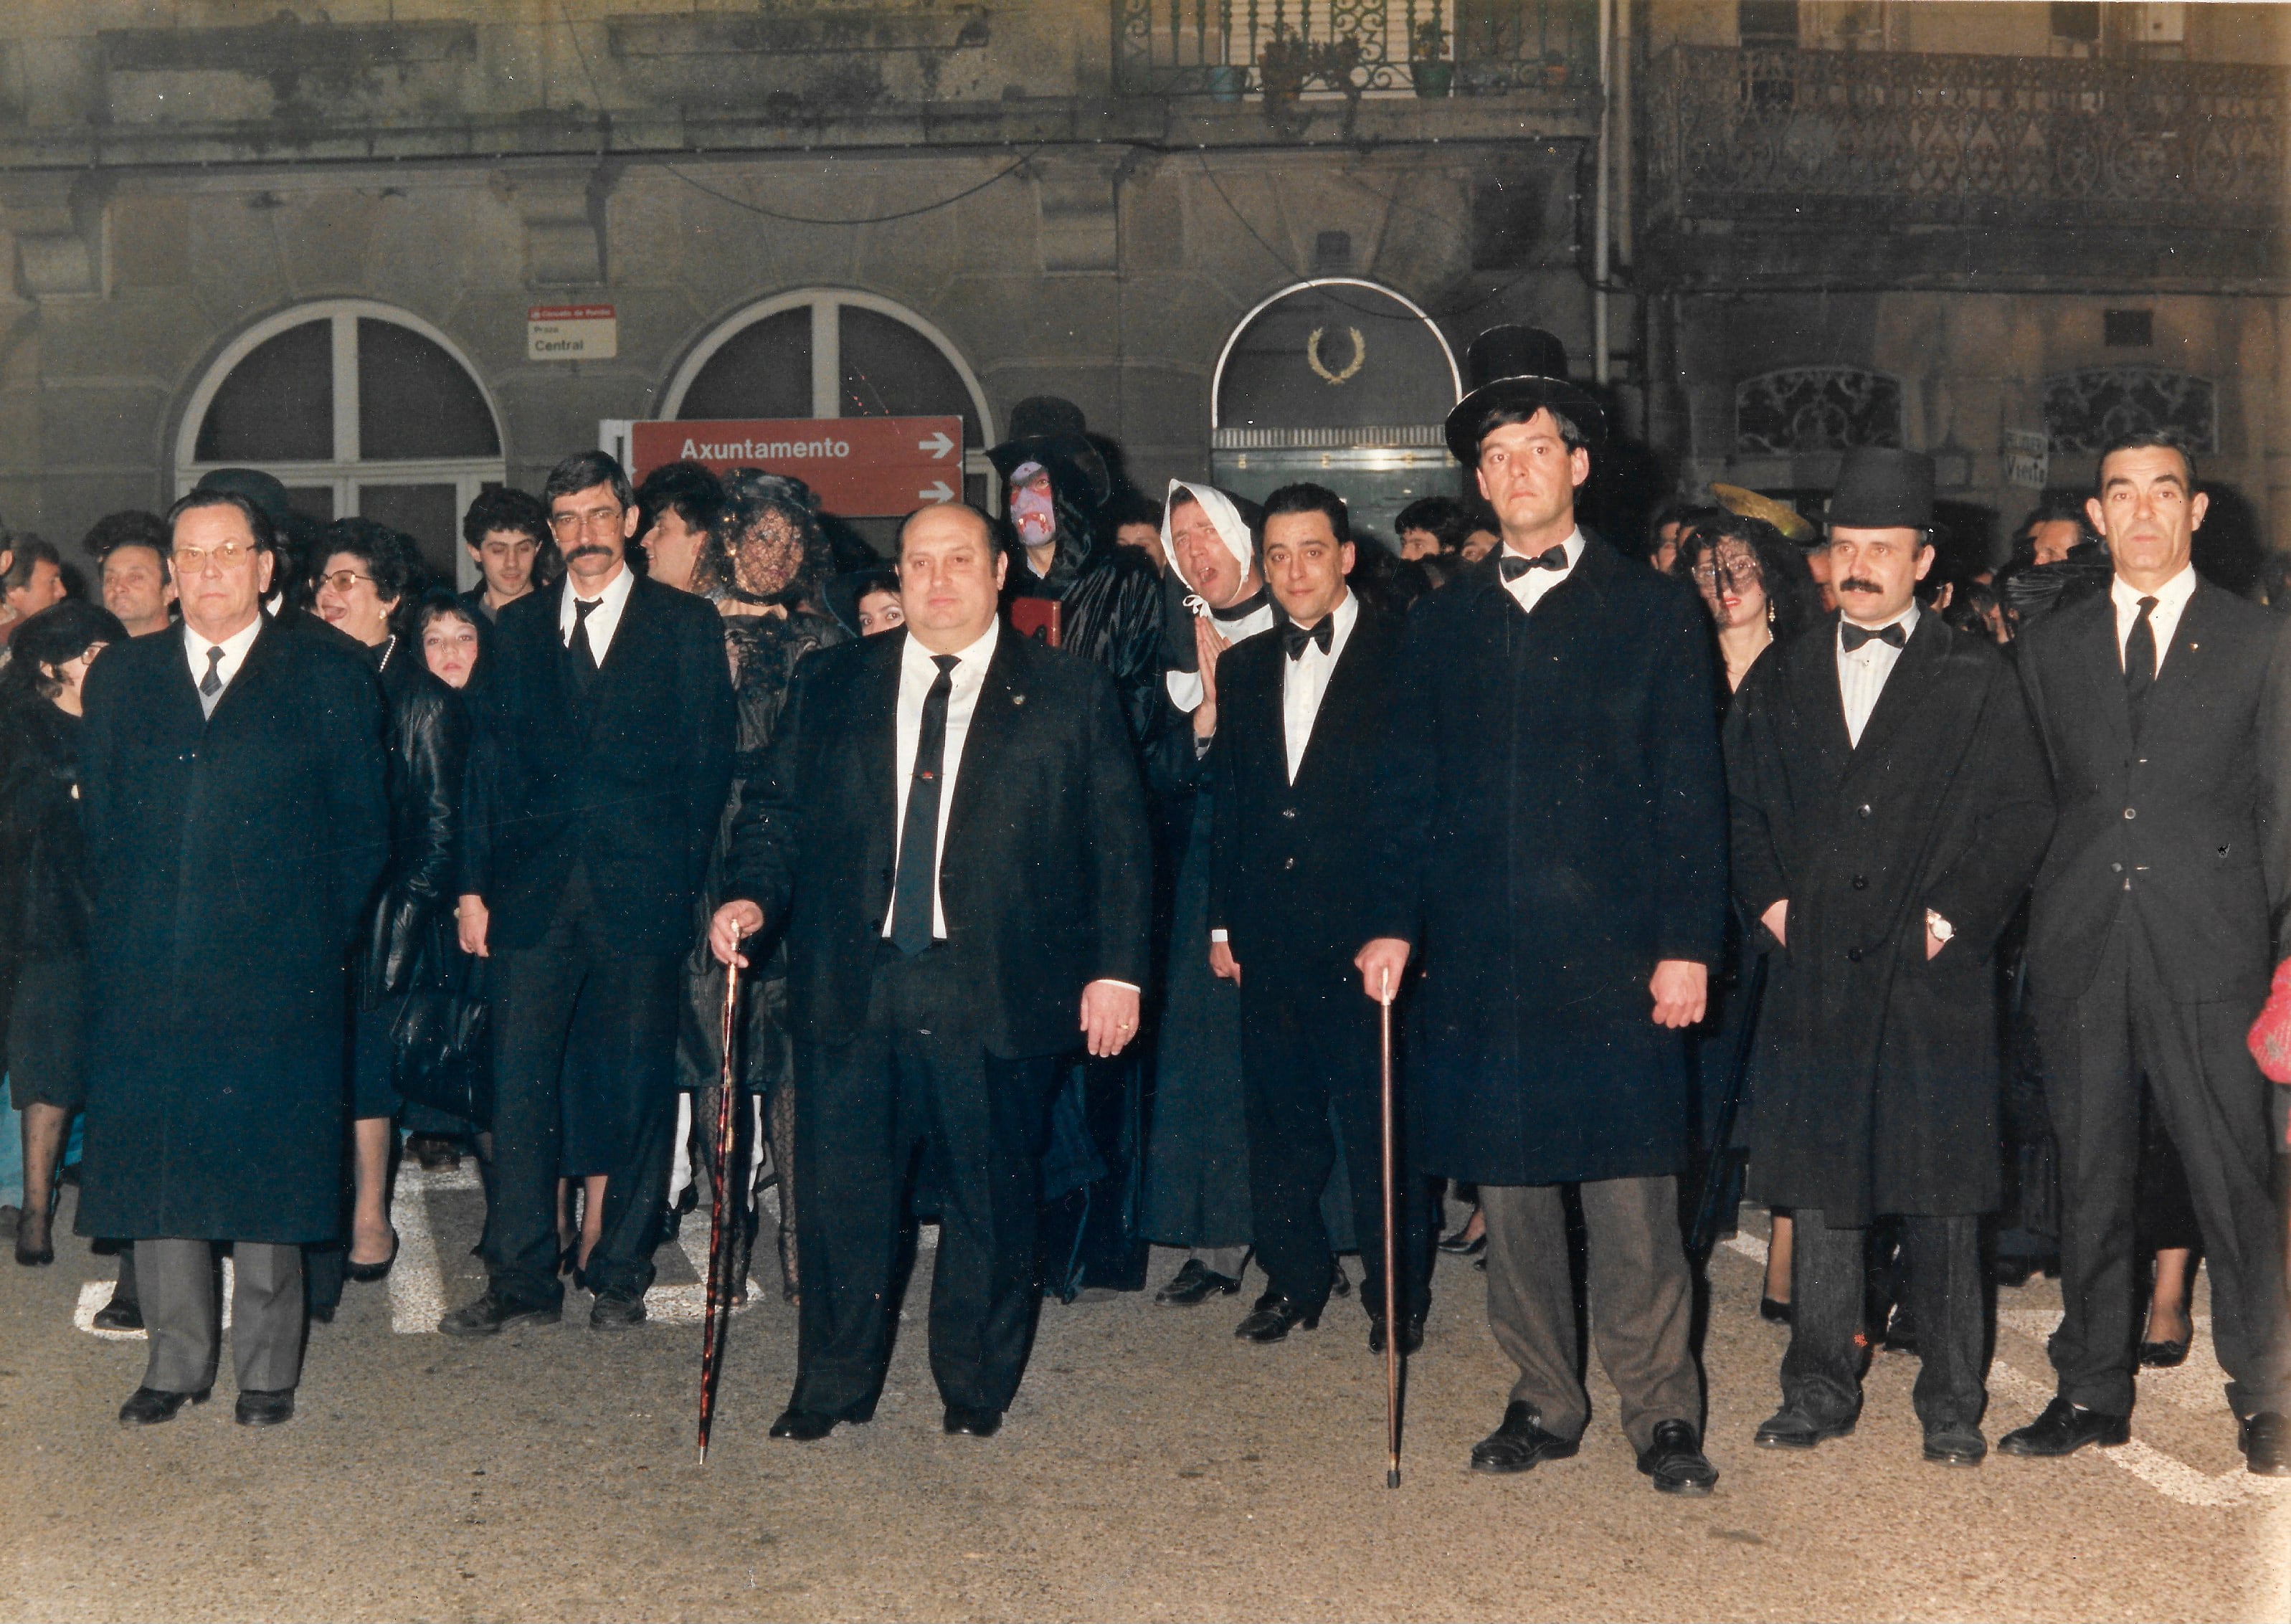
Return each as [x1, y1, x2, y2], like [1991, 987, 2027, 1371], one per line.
[1281, 617, 1334, 660]
[198, 646, 226, 718]
[888, 654, 959, 955]
[1840, 619, 1909, 652]
[1499, 546, 1568, 581]
[2124, 595, 2159, 708]
[569, 597, 603, 693]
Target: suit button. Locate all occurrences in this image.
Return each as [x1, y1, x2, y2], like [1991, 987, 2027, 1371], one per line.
[2124, 807, 2137, 820]
[2112, 862, 2123, 873]
[1281, 807, 1297, 820]
[1858, 804, 1872, 819]
[1283, 857, 1296, 871]
[1847, 947, 1864, 963]
[1851, 875, 1869, 891]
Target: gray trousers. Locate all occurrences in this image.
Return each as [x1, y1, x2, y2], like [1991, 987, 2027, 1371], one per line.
[1481, 1175, 1702, 1453]
[1783, 1210, 1985, 1433]
[140, 1239, 305, 1396]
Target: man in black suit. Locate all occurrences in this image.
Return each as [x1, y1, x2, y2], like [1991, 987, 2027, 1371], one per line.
[1207, 483, 1432, 1351]
[77, 489, 389, 1427]
[2003, 432, 2291, 1476]
[1726, 448, 2054, 1468]
[440, 450, 734, 1336]
[708, 502, 1152, 1441]
[1357, 326, 1727, 1496]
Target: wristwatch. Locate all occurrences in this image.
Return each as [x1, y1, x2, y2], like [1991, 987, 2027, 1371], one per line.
[1926, 910, 1955, 945]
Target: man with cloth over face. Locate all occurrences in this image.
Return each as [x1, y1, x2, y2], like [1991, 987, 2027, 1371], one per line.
[1356, 326, 1727, 1495]
[1726, 447, 2053, 1466]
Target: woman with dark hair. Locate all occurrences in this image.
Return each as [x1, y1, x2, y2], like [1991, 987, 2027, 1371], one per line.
[680, 468, 848, 1301]
[2, 600, 125, 1266]
[303, 521, 468, 1316]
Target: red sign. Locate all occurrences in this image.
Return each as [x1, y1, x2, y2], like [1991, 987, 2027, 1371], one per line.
[628, 416, 964, 518]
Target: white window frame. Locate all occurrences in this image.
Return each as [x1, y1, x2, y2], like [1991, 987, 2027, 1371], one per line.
[174, 299, 508, 589]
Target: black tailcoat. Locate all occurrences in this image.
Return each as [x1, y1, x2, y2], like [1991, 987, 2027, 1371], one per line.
[483, 574, 736, 956]
[1364, 536, 1727, 1187]
[2016, 581, 2291, 1007]
[726, 625, 1152, 1060]
[75, 619, 389, 1243]
[1727, 614, 2053, 1222]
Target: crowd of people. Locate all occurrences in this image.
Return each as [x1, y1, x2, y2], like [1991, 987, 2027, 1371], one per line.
[2, 322, 2287, 1486]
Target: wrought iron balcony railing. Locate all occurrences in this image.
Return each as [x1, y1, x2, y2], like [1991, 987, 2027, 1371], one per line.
[1115, 0, 1596, 98]
[1645, 46, 2286, 229]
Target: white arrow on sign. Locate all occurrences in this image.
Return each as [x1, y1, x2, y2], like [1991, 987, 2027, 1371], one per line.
[917, 430, 956, 460]
[918, 480, 957, 503]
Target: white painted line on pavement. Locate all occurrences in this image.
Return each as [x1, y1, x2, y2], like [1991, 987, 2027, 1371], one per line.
[388, 1162, 457, 1333]
[73, 1257, 232, 1340]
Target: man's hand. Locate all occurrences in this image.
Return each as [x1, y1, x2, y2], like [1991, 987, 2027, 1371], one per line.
[1355, 937, 1411, 1003]
[1081, 980, 1142, 1058]
[1651, 959, 1708, 1028]
[1760, 898, 1788, 948]
[1209, 939, 1241, 984]
[1192, 617, 1230, 739]
[1927, 925, 1948, 961]
[457, 894, 490, 959]
[710, 899, 765, 967]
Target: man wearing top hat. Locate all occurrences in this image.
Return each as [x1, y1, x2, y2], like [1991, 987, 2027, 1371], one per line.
[1357, 326, 1728, 1495]
[1725, 447, 2053, 1466]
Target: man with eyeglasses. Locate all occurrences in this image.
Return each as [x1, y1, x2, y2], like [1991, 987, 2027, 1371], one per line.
[440, 450, 734, 1337]
[74, 488, 389, 1428]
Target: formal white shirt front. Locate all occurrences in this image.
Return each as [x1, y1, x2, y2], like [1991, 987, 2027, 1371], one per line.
[2112, 563, 2197, 676]
[1282, 588, 1360, 784]
[557, 561, 637, 665]
[1496, 527, 1585, 617]
[1836, 604, 1919, 749]
[886, 619, 999, 941]
[184, 615, 264, 703]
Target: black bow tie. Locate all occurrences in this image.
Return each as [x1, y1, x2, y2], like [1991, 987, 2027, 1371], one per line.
[1499, 546, 1568, 581]
[1840, 619, 1909, 652]
[1282, 617, 1334, 660]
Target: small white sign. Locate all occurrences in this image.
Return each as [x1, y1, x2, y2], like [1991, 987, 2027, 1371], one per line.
[2003, 428, 2049, 490]
[528, 303, 617, 362]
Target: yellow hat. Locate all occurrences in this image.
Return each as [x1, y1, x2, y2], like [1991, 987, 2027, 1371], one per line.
[1710, 483, 1816, 544]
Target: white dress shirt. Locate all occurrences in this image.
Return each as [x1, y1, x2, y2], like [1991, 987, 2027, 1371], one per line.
[1496, 527, 1585, 617]
[184, 615, 264, 703]
[1836, 604, 1918, 749]
[886, 619, 1000, 941]
[2112, 563, 2197, 676]
[1282, 589, 1360, 784]
[557, 561, 637, 665]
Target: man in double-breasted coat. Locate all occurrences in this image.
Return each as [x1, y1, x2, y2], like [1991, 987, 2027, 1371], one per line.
[1727, 447, 2053, 1467]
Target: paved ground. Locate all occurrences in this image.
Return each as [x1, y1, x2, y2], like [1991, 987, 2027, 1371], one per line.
[4, 1169, 2285, 1623]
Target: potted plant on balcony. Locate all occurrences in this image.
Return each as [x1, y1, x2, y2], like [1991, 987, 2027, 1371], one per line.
[1259, 29, 1311, 136]
[1410, 16, 1453, 99]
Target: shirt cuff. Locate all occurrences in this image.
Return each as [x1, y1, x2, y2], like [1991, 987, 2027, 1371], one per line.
[1209, 929, 1229, 944]
[1093, 979, 1141, 993]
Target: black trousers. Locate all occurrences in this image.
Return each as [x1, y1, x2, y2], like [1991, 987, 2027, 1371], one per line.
[792, 946, 1060, 1419]
[2033, 913, 2291, 1419]
[483, 872, 680, 1306]
[1782, 1209, 1985, 1433]
[1237, 957, 1432, 1321]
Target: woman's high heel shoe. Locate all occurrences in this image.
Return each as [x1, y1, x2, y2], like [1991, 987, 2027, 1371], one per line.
[345, 1229, 399, 1283]
[14, 1207, 54, 1267]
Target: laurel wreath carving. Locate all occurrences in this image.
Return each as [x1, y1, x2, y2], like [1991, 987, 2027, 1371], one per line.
[1306, 326, 1366, 386]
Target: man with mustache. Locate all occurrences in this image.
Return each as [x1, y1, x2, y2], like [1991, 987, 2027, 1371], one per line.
[2001, 432, 2291, 1476]
[440, 450, 734, 1336]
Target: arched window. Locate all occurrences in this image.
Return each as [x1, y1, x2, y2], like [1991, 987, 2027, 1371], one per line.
[2042, 366, 2216, 457]
[1733, 366, 1905, 457]
[658, 290, 995, 531]
[176, 301, 507, 586]
[1210, 278, 1462, 542]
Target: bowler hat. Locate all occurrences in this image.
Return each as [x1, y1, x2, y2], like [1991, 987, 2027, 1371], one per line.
[1826, 447, 1935, 531]
[986, 395, 1111, 508]
[1443, 325, 1606, 467]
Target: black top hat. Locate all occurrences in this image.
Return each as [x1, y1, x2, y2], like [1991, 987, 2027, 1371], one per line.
[1826, 447, 1935, 531]
[1443, 326, 1606, 467]
[987, 395, 1111, 508]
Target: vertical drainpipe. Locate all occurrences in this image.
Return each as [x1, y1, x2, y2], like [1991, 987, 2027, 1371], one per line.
[1593, 0, 1613, 386]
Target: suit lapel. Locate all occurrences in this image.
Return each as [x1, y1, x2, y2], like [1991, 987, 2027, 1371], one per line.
[201, 615, 285, 733]
[1844, 611, 1945, 771]
[1291, 605, 1381, 789]
[1785, 622, 1853, 787]
[855, 635, 904, 880]
[944, 630, 1024, 850]
[2068, 591, 2136, 762]
[2136, 579, 2214, 744]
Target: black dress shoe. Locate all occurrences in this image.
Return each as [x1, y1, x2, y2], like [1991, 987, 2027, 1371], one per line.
[1758, 1296, 1793, 1324]
[1923, 1423, 1987, 1466]
[1880, 1302, 1919, 1356]
[1637, 1419, 1718, 1496]
[1469, 1401, 1578, 1474]
[1754, 1405, 1856, 1450]
[944, 1403, 1003, 1438]
[1438, 1228, 1487, 1258]
[118, 1386, 209, 1426]
[1234, 1293, 1319, 1342]
[1329, 1259, 1351, 1298]
[92, 1294, 143, 1332]
[344, 1230, 399, 1284]
[2138, 1338, 2190, 1369]
[590, 1291, 647, 1329]
[1367, 1315, 1425, 1355]
[769, 1407, 843, 1441]
[1155, 1258, 1242, 1306]
[1996, 1397, 2129, 1457]
[437, 1290, 560, 1337]
[234, 1388, 295, 1427]
[2241, 1412, 2290, 1477]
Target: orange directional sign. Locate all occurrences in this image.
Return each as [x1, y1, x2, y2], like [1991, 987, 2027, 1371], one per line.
[627, 416, 965, 518]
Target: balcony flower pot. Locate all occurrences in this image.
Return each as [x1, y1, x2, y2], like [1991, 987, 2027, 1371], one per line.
[1412, 60, 1454, 98]
[1206, 63, 1248, 102]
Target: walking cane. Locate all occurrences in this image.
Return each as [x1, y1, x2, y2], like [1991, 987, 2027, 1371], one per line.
[1379, 967, 1401, 1490]
[696, 955, 743, 1464]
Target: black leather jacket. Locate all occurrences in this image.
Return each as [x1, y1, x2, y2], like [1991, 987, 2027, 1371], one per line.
[360, 635, 468, 1007]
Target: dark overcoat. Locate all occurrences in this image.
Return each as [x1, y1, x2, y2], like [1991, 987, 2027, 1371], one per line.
[1364, 536, 1728, 1186]
[1726, 613, 2053, 1223]
[75, 619, 389, 1243]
